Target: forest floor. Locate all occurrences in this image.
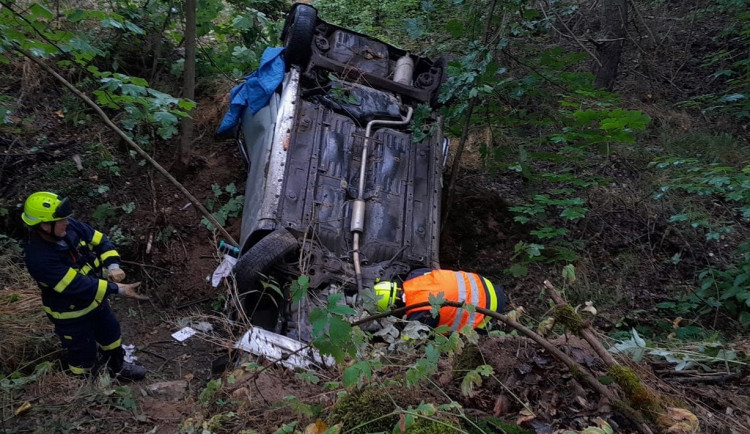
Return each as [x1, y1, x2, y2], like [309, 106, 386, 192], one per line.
[2, 74, 750, 433]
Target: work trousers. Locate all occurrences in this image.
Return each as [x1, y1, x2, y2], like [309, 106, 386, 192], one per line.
[52, 300, 124, 375]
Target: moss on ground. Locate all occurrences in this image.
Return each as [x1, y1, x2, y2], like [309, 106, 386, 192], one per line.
[325, 384, 461, 433]
[451, 343, 484, 378]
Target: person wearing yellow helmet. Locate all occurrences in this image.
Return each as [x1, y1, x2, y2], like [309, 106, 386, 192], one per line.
[22, 191, 147, 381]
[374, 268, 505, 332]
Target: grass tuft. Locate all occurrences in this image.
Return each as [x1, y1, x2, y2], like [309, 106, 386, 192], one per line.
[0, 254, 56, 376]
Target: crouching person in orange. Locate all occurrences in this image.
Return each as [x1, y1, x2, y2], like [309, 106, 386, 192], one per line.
[21, 192, 147, 380]
[374, 269, 505, 332]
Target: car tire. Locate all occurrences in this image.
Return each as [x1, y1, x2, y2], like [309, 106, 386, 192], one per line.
[429, 57, 447, 107]
[234, 227, 298, 330]
[234, 227, 299, 291]
[281, 4, 317, 68]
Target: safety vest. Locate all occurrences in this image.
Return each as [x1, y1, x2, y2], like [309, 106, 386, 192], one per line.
[403, 270, 500, 331]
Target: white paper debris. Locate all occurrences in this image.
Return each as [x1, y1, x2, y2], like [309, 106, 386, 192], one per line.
[172, 327, 197, 342]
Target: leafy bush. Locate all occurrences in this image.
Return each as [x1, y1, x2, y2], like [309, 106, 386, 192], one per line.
[681, 1, 750, 119]
[652, 154, 750, 327]
[201, 183, 244, 231]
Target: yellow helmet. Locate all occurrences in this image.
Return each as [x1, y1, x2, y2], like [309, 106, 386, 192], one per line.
[21, 192, 72, 226]
[374, 280, 400, 312]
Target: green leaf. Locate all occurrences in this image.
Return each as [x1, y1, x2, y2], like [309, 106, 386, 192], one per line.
[273, 421, 298, 434]
[29, 4, 54, 20]
[506, 263, 528, 277]
[67, 9, 85, 22]
[718, 93, 745, 103]
[124, 20, 145, 35]
[329, 303, 356, 316]
[290, 275, 310, 303]
[560, 206, 588, 220]
[415, 402, 437, 416]
[157, 124, 178, 139]
[460, 370, 482, 396]
[562, 264, 576, 283]
[121, 84, 147, 97]
[428, 292, 445, 317]
[526, 243, 544, 257]
[100, 17, 124, 29]
[342, 361, 372, 387]
[153, 111, 177, 126]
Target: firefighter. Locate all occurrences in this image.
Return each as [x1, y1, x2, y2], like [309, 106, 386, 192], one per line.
[373, 269, 505, 331]
[21, 192, 147, 380]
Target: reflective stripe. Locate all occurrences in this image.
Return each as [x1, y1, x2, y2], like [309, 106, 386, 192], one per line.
[78, 240, 87, 247]
[485, 278, 498, 312]
[100, 338, 122, 351]
[100, 250, 119, 262]
[69, 364, 90, 375]
[451, 271, 467, 332]
[80, 264, 93, 275]
[43, 280, 108, 319]
[465, 274, 480, 328]
[91, 231, 104, 246]
[477, 277, 493, 329]
[95, 279, 108, 303]
[54, 268, 78, 293]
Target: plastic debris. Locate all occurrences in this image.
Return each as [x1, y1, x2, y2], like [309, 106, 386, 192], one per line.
[211, 255, 237, 287]
[235, 327, 335, 370]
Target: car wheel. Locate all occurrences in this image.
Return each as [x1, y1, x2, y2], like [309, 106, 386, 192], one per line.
[281, 4, 317, 68]
[234, 227, 299, 291]
[233, 227, 298, 330]
[429, 57, 447, 107]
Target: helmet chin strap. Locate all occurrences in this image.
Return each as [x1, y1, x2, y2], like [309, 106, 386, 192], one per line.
[37, 220, 66, 241]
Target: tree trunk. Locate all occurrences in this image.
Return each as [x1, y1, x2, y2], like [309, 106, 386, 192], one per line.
[178, 0, 196, 166]
[593, 0, 627, 91]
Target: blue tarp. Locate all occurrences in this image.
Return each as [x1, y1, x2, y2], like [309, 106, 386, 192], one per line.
[216, 47, 286, 136]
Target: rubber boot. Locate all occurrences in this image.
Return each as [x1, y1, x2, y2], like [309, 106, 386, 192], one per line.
[103, 347, 146, 381]
[117, 362, 146, 381]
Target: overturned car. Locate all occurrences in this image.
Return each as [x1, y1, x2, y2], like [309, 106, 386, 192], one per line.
[228, 3, 448, 341]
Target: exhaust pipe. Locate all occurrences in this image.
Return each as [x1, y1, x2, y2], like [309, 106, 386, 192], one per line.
[352, 106, 414, 296]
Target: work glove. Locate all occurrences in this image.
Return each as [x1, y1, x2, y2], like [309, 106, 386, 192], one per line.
[116, 282, 149, 300]
[107, 264, 126, 283]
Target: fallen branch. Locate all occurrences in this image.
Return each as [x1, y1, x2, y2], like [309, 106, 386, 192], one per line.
[541, 280, 699, 433]
[543, 280, 619, 367]
[352, 301, 652, 433]
[664, 372, 743, 384]
[12, 46, 238, 247]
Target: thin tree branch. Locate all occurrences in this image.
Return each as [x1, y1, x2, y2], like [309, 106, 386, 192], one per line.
[441, 97, 476, 231]
[352, 300, 652, 434]
[544, 279, 619, 367]
[13, 46, 238, 246]
[540, 4, 602, 67]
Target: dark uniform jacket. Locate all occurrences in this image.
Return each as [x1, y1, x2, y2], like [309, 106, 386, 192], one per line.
[24, 218, 121, 322]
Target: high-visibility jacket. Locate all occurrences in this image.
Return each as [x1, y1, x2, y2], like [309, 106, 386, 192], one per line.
[403, 270, 503, 331]
[24, 218, 122, 322]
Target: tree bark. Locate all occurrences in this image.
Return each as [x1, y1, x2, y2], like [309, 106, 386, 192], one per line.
[593, 0, 627, 91]
[178, 0, 196, 166]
